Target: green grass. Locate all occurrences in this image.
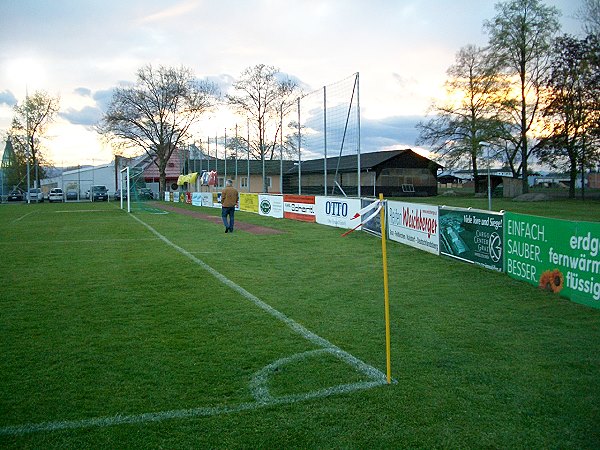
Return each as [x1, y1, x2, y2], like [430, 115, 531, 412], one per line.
[1, 200, 599, 448]
[403, 193, 600, 222]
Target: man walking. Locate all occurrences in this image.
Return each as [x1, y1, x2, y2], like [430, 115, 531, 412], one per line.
[221, 179, 239, 233]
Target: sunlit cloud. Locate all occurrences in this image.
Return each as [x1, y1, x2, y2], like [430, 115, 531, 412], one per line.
[138, 0, 201, 24]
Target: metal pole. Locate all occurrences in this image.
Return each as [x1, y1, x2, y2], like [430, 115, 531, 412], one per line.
[357, 72, 361, 198]
[235, 125, 238, 188]
[323, 86, 327, 197]
[280, 106, 283, 194]
[199, 139, 203, 176]
[215, 132, 218, 183]
[224, 128, 227, 182]
[247, 118, 250, 192]
[25, 87, 30, 204]
[487, 145, 492, 211]
[297, 96, 301, 194]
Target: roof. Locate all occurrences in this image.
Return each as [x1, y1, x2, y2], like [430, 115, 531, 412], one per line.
[143, 147, 298, 179]
[289, 149, 443, 174]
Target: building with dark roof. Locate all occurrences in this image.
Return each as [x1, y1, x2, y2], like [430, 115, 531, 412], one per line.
[283, 149, 443, 197]
[137, 147, 442, 197]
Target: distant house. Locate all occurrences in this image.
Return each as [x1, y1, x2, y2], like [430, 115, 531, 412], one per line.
[141, 147, 296, 194]
[283, 149, 443, 197]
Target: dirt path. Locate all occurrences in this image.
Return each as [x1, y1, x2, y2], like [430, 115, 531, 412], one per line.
[154, 203, 284, 235]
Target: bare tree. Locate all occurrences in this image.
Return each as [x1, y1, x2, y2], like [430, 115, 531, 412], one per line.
[227, 64, 299, 192]
[417, 45, 507, 192]
[485, 0, 561, 193]
[100, 64, 218, 197]
[10, 90, 60, 189]
[577, 0, 600, 36]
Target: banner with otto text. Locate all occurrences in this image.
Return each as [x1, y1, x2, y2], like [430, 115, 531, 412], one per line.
[314, 196, 362, 229]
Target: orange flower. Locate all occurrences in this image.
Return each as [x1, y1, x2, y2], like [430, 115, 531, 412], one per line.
[538, 269, 564, 294]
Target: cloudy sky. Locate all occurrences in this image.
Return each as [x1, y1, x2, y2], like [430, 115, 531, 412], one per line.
[0, 0, 583, 166]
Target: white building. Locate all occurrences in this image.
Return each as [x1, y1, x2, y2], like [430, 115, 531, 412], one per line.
[41, 161, 119, 198]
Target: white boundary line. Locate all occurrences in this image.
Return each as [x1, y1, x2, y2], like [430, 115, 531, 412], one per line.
[0, 238, 160, 245]
[130, 214, 386, 382]
[0, 214, 388, 436]
[12, 211, 36, 223]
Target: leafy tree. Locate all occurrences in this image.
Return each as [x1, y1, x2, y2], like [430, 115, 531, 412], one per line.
[10, 90, 59, 189]
[227, 64, 299, 192]
[100, 64, 218, 197]
[485, 0, 561, 193]
[537, 34, 600, 198]
[417, 45, 507, 192]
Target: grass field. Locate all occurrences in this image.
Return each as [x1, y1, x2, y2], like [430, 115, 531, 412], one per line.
[1, 199, 599, 448]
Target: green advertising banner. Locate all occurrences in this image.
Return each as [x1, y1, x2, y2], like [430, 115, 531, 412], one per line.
[504, 212, 600, 309]
[439, 207, 504, 271]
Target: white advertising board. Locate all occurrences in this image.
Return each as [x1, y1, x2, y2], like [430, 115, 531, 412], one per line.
[314, 196, 362, 230]
[258, 194, 284, 218]
[200, 192, 213, 207]
[387, 200, 440, 254]
[191, 192, 202, 206]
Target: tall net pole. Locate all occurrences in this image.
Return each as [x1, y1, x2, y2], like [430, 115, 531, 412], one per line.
[247, 118, 251, 192]
[297, 96, 301, 194]
[280, 106, 283, 194]
[357, 73, 362, 198]
[296, 73, 360, 197]
[323, 86, 327, 196]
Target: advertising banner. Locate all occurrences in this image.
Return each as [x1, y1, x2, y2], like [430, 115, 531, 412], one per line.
[361, 198, 382, 236]
[314, 197, 362, 229]
[240, 193, 259, 213]
[164, 192, 170, 202]
[283, 195, 316, 222]
[258, 194, 284, 218]
[200, 192, 213, 207]
[439, 207, 504, 271]
[212, 192, 221, 208]
[504, 212, 600, 309]
[191, 192, 202, 206]
[387, 201, 439, 254]
[173, 192, 180, 202]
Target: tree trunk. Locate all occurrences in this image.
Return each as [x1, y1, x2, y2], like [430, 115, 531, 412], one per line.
[159, 171, 167, 199]
[472, 154, 480, 193]
[569, 163, 577, 199]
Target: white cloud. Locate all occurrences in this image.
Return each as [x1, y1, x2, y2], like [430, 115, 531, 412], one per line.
[0, 0, 584, 166]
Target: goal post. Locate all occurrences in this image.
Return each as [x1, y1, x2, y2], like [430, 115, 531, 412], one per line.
[119, 166, 131, 213]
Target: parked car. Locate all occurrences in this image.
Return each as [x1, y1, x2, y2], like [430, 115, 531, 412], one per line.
[27, 188, 44, 203]
[48, 188, 64, 203]
[138, 188, 154, 200]
[91, 185, 108, 202]
[7, 189, 24, 202]
[66, 190, 78, 201]
[114, 189, 128, 201]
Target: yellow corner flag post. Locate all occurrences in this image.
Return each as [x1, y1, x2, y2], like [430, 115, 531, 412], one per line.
[379, 193, 392, 384]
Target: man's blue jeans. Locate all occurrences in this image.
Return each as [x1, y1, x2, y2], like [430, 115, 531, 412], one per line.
[222, 206, 235, 231]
